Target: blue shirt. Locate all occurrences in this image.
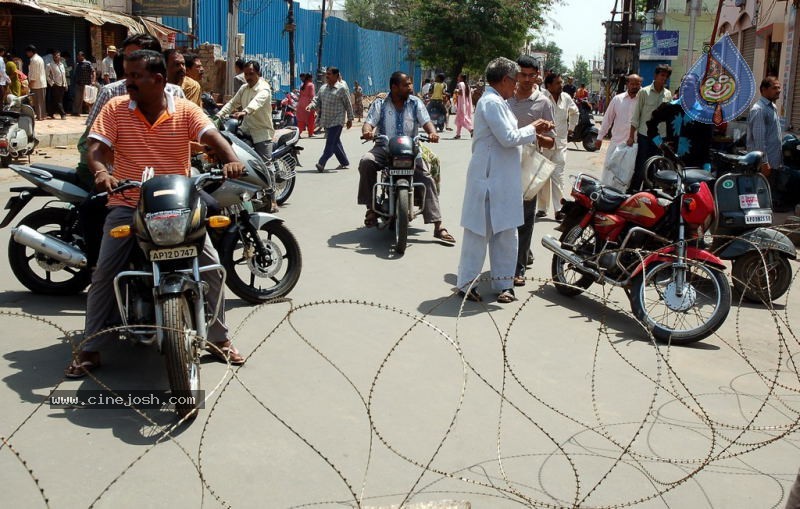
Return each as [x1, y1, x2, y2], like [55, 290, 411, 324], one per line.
[365, 94, 430, 137]
[747, 96, 783, 168]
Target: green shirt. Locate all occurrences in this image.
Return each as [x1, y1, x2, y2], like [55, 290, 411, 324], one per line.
[630, 84, 672, 136]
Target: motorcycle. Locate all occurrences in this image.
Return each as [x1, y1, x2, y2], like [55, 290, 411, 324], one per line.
[543, 169, 732, 345]
[368, 134, 428, 254]
[644, 147, 796, 303]
[567, 99, 599, 152]
[3, 134, 302, 304]
[278, 91, 298, 128]
[426, 100, 447, 133]
[0, 94, 38, 167]
[218, 117, 301, 205]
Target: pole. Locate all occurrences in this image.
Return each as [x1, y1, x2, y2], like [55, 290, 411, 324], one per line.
[226, 0, 238, 97]
[288, 0, 296, 90]
[190, 0, 198, 50]
[686, 0, 700, 73]
[317, 0, 326, 87]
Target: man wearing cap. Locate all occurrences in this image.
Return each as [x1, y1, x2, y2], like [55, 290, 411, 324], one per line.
[101, 45, 117, 84]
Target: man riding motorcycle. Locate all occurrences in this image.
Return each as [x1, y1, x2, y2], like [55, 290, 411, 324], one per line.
[358, 71, 456, 244]
[65, 50, 246, 378]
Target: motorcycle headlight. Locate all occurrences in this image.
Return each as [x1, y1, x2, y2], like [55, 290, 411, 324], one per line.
[144, 209, 192, 246]
[393, 156, 414, 168]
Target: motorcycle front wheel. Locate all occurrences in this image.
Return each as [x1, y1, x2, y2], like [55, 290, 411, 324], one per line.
[731, 250, 793, 303]
[161, 294, 200, 420]
[394, 188, 410, 254]
[551, 224, 597, 296]
[8, 207, 91, 295]
[222, 221, 302, 303]
[630, 261, 731, 345]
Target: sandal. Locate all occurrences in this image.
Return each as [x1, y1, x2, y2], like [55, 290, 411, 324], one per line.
[457, 288, 482, 302]
[65, 356, 101, 379]
[206, 340, 245, 366]
[364, 210, 378, 228]
[497, 289, 516, 304]
[434, 228, 456, 244]
[335, 164, 349, 170]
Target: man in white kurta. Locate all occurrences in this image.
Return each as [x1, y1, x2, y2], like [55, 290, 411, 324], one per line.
[596, 74, 641, 181]
[456, 58, 546, 303]
[537, 73, 578, 219]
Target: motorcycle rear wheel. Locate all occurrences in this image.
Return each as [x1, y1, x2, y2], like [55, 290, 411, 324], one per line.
[273, 155, 297, 205]
[731, 251, 793, 303]
[222, 221, 302, 303]
[162, 294, 200, 420]
[394, 188, 410, 254]
[8, 207, 91, 295]
[552, 224, 597, 296]
[630, 261, 731, 345]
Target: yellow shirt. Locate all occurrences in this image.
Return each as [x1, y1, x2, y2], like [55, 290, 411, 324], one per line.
[181, 76, 202, 106]
[218, 78, 274, 144]
[430, 82, 446, 100]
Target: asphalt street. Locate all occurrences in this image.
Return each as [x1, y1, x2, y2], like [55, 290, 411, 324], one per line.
[0, 127, 799, 508]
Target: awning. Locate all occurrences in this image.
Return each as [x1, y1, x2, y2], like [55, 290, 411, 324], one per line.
[2, 1, 180, 38]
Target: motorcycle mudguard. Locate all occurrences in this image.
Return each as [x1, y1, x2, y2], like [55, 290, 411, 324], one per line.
[395, 178, 411, 189]
[0, 186, 46, 228]
[156, 273, 201, 297]
[716, 227, 797, 260]
[629, 246, 727, 279]
[247, 211, 283, 230]
[9, 165, 88, 203]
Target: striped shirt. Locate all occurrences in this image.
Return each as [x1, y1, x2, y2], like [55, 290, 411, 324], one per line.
[86, 79, 185, 127]
[747, 96, 783, 168]
[308, 81, 354, 128]
[89, 93, 214, 208]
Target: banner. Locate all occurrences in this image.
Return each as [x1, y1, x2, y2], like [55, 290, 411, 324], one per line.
[640, 31, 679, 59]
[131, 0, 191, 17]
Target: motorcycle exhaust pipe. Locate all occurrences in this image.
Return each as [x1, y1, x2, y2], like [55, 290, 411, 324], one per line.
[541, 234, 601, 280]
[11, 225, 88, 268]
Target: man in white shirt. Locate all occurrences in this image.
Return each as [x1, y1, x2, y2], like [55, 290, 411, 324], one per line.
[25, 45, 47, 120]
[100, 45, 117, 84]
[595, 74, 642, 180]
[46, 50, 68, 119]
[0, 46, 9, 99]
[538, 73, 579, 220]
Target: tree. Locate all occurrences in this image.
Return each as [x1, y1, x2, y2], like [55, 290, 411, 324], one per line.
[569, 55, 591, 90]
[344, 0, 413, 33]
[527, 41, 566, 74]
[406, 0, 558, 82]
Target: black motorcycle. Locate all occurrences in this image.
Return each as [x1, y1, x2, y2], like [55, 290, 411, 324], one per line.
[568, 99, 599, 152]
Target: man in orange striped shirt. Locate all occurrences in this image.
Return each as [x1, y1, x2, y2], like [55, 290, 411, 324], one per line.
[66, 50, 246, 378]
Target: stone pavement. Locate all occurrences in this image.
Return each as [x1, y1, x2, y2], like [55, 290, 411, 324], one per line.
[31, 114, 87, 149]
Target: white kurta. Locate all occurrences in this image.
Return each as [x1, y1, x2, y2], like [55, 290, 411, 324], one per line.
[460, 86, 537, 236]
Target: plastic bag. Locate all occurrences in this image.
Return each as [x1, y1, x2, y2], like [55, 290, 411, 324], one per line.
[83, 84, 98, 105]
[521, 144, 556, 200]
[601, 143, 637, 190]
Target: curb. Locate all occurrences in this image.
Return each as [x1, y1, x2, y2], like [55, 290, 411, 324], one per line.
[37, 132, 83, 149]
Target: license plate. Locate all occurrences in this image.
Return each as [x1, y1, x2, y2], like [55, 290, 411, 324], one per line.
[388, 169, 414, 176]
[744, 213, 772, 225]
[149, 246, 198, 261]
[738, 193, 760, 209]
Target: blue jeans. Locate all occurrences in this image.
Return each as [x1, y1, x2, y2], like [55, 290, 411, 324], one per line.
[318, 124, 349, 167]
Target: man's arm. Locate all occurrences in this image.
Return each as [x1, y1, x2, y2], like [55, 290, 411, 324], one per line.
[361, 99, 381, 139]
[217, 86, 242, 117]
[87, 139, 117, 192]
[342, 87, 354, 128]
[242, 87, 270, 116]
[597, 95, 616, 141]
[628, 92, 644, 146]
[200, 129, 245, 178]
[46, 63, 54, 87]
[566, 96, 579, 131]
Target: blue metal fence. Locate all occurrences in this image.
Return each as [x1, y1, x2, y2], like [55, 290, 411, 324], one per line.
[163, 0, 420, 94]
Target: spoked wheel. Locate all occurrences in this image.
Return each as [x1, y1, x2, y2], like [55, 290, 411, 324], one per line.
[222, 221, 302, 304]
[630, 261, 731, 345]
[394, 188, 410, 254]
[551, 224, 597, 296]
[8, 207, 91, 295]
[161, 294, 200, 420]
[731, 251, 793, 303]
[273, 155, 297, 205]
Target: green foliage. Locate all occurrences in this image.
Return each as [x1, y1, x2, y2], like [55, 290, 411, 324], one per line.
[568, 55, 591, 88]
[344, 0, 413, 33]
[527, 40, 566, 74]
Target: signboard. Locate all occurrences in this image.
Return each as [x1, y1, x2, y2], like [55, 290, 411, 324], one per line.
[640, 30, 679, 60]
[131, 0, 191, 17]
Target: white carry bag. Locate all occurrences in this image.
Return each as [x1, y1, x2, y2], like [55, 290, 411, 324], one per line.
[601, 143, 637, 190]
[83, 84, 99, 105]
[520, 144, 556, 201]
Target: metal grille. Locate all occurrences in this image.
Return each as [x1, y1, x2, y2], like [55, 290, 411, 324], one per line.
[741, 27, 756, 72]
[274, 153, 296, 181]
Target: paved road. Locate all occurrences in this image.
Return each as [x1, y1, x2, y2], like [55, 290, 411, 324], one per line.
[0, 128, 799, 508]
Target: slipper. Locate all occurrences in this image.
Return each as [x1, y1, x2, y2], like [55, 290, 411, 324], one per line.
[457, 288, 482, 302]
[453, 135, 461, 139]
[364, 210, 378, 228]
[315, 163, 324, 172]
[497, 289, 516, 304]
[513, 276, 526, 287]
[335, 164, 349, 170]
[65, 358, 100, 379]
[206, 341, 245, 365]
[434, 228, 456, 244]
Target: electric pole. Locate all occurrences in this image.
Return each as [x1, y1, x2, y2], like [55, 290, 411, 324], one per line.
[286, 0, 296, 90]
[226, 0, 239, 97]
[317, 0, 326, 86]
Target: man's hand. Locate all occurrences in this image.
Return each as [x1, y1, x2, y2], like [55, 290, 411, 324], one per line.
[305, 105, 313, 112]
[231, 111, 246, 120]
[94, 171, 118, 193]
[222, 161, 246, 179]
[427, 132, 440, 143]
[760, 162, 772, 178]
[594, 139, 602, 150]
[361, 130, 374, 141]
[532, 119, 553, 134]
[346, 119, 352, 129]
[626, 135, 635, 147]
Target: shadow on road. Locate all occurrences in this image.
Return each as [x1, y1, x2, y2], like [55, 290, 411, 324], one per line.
[328, 225, 428, 259]
[0, 290, 86, 317]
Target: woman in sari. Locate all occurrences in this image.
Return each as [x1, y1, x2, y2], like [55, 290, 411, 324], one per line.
[6, 57, 21, 97]
[296, 73, 316, 137]
[453, 74, 474, 139]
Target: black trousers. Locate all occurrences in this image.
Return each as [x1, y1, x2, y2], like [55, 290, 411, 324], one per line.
[628, 133, 658, 193]
[47, 85, 66, 118]
[515, 197, 537, 277]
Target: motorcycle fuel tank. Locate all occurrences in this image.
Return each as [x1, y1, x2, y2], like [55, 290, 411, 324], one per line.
[615, 192, 666, 228]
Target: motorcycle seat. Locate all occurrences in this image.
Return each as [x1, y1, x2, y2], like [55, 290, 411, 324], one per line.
[273, 127, 298, 149]
[595, 187, 629, 212]
[0, 111, 22, 119]
[654, 169, 715, 188]
[29, 163, 84, 186]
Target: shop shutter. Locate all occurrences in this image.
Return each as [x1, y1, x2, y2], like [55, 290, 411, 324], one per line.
[12, 9, 90, 63]
[792, 45, 800, 132]
[741, 27, 756, 72]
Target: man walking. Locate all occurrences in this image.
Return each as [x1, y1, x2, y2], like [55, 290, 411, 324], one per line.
[25, 45, 47, 120]
[628, 64, 672, 192]
[747, 76, 783, 178]
[46, 50, 67, 119]
[538, 73, 578, 220]
[508, 56, 555, 287]
[596, 74, 641, 182]
[307, 66, 354, 172]
[100, 45, 117, 84]
[71, 51, 94, 116]
[0, 47, 9, 100]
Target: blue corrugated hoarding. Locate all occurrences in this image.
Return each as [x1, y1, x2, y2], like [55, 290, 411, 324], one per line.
[163, 0, 421, 94]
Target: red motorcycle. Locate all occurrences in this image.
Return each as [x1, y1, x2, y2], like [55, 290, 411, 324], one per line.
[542, 169, 732, 345]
